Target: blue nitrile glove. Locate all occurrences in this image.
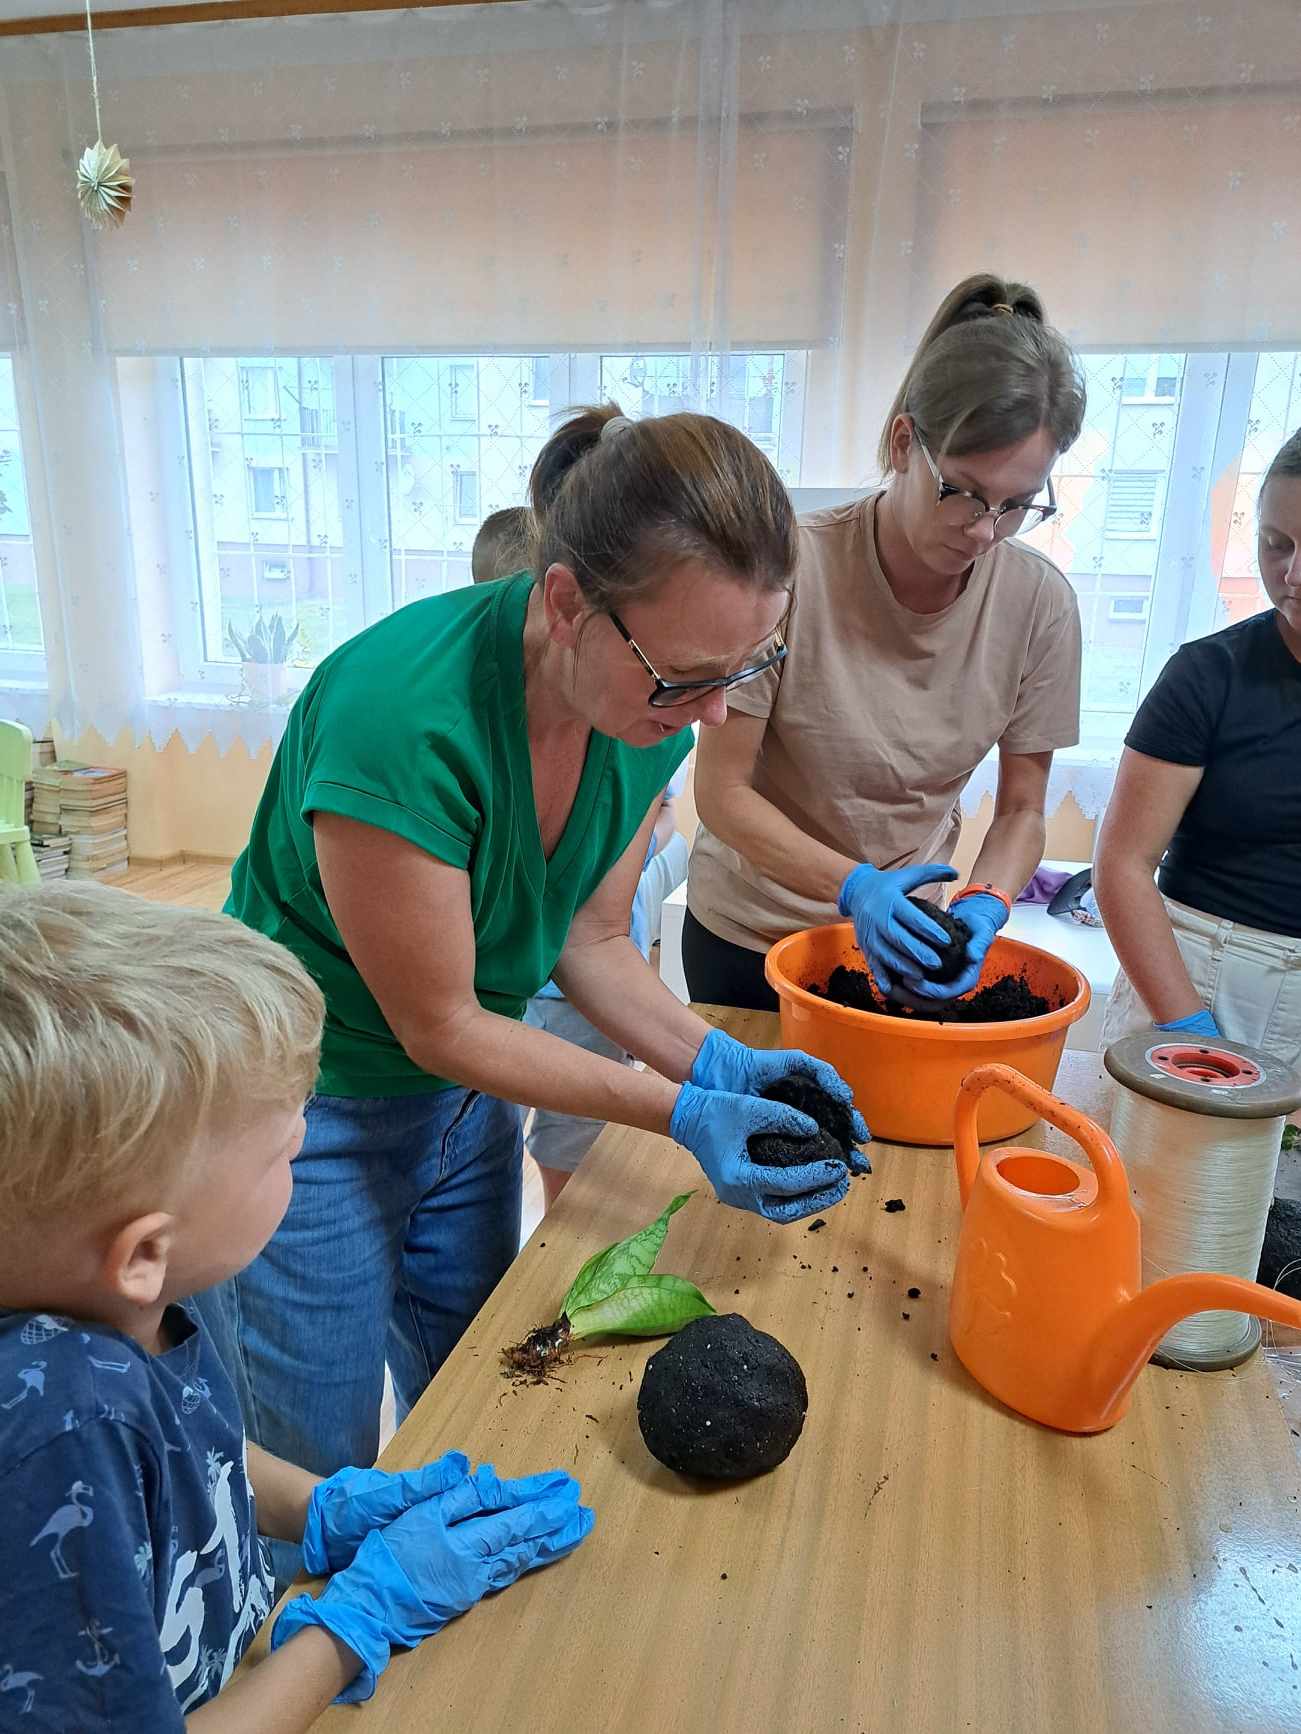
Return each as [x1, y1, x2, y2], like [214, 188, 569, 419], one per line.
[837, 861, 959, 994]
[1156, 1008, 1221, 1039]
[272, 1464, 594, 1704]
[302, 1451, 471, 1575]
[903, 891, 1009, 1002]
[689, 1028, 870, 1159]
[669, 1082, 851, 1224]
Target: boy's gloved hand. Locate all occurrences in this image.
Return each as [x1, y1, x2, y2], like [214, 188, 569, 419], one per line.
[1156, 1008, 1221, 1039]
[273, 1464, 594, 1703]
[302, 1451, 471, 1575]
[902, 891, 1009, 1002]
[669, 1082, 851, 1223]
[837, 862, 958, 994]
[688, 1028, 869, 1149]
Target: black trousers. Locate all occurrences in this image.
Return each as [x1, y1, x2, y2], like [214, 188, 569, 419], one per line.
[682, 905, 779, 1012]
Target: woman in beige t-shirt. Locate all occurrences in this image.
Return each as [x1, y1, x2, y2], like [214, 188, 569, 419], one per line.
[687, 273, 1085, 1010]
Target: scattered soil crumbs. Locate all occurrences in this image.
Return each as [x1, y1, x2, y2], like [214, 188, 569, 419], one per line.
[810, 964, 1056, 1025]
[883, 1199, 906, 1213]
[807, 1218, 828, 1233]
[907, 1287, 922, 1299]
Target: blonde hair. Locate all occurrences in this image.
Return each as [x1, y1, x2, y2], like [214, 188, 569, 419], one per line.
[471, 506, 535, 584]
[0, 883, 323, 1223]
[879, 272, 1086, 475]
[530, 402, 796, 608]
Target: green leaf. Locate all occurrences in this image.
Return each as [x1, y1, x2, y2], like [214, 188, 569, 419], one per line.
[1283, 1123, 1299, 1154]
[568, 1274, 715, 1341]
[562, 1191, 694, 1317]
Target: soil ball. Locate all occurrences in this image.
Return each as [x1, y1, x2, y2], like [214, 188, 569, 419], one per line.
[637, 1314, 808, 1479]
[748, 1075, 858, 1170]
[905, 895, 970, 984]
[1258, 1196, 1301, 1301]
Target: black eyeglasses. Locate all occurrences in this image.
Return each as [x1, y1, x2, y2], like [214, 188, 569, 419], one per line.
[607, 611, 788, 710]
[916, 434, 1057, 539]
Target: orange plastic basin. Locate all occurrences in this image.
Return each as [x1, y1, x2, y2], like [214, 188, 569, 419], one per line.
[764, 922, 1090, 1146]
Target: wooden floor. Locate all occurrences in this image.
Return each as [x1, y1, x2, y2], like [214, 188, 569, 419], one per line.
[120, 857, 233, 910]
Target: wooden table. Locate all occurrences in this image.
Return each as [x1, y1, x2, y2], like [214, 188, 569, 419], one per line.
[245, 1013, 1301, 1732]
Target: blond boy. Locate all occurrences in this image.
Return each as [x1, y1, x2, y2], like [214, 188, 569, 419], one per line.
[0, 884, 590, 1729]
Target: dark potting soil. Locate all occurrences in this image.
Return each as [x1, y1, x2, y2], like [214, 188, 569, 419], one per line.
[637, 1313, 808, 1480]
[1258, 1196, 1301, 1300]
[812, 963, 1055, 1025]
[906, 895, 970, 984]
[747, 1075, 862, 1171]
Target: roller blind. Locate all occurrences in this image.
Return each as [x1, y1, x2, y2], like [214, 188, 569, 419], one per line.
[915, 95, 1301, 349]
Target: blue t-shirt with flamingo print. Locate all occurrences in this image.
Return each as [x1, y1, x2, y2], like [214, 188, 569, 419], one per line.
[0, 1303, 271, 1729]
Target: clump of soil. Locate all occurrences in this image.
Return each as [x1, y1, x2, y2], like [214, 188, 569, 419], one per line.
[747, 1075, 860, 1171]
[1258, 1196, 1301, 1301]
[811, 963, 1055, 1025]
[906, 895, 970, 984]
[637, 1313, 807, 1480]
[501, 1316, 573, 1384]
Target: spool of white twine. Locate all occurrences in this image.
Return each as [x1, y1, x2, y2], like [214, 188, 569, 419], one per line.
[1112, 1084, 1283, 1365]
[1105, 1033, 1301, 1371]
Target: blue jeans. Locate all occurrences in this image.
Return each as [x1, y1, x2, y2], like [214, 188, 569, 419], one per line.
[195, 1088, 521, 1581]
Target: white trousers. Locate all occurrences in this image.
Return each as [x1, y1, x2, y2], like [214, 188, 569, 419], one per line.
[1100, 896, 1301, 1069]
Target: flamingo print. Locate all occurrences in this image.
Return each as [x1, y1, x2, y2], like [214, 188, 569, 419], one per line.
[0, 1663, 40, 1714]
[29, 1481, 94, 1581]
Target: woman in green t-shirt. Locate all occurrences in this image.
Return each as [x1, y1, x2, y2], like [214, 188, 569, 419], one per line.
[199, 405, 865, 1537]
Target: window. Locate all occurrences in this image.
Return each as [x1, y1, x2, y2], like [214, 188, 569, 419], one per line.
[1103, 472, 1164, 538]
[1108, 596, 1151, 624]
[248, 465, 288, 518]
[0, 356, 42, 661]
[449, 363, 476, 422]
[1121, 355, 1181, 403]
[1024, 347, 1301, 745]
[240, 364, 281, 422]
[453, 469, 479, 524]
[139, 346, 810, 690]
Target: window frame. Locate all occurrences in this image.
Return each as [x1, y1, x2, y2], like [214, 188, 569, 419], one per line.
[0, 349, 48, 685]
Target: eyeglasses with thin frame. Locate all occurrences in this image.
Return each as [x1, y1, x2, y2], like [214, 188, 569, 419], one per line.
[607, 610, 788, 710]
[915, 434, 1057, 540]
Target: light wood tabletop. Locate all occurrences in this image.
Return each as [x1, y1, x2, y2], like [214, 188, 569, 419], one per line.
[242, 1012, 1301, 1732]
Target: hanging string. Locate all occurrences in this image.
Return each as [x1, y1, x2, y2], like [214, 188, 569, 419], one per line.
[85, 0, 103, 142]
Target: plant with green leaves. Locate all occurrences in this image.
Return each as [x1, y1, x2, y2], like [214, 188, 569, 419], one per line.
[503, 1193, 714, 1381]
[227, 612, 301, 664]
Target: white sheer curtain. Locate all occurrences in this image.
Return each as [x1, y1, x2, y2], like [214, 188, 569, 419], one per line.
[0, 0, 1297, 770]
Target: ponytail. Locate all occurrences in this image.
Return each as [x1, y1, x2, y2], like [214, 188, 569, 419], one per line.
[878, 272, 1083, 476]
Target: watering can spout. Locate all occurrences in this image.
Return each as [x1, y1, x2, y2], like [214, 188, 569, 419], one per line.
[1088, 1275, 1301, 1428]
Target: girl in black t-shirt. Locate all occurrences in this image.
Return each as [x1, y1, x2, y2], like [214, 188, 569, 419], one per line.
[1094, 429, 1301, 1067]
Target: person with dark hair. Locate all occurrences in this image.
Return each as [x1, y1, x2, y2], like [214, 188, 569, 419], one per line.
[471, 506, 534, 585]
[687, 272, 1087, 1010]
[200, 404, 865, 1558]
[1095, 428, 1301, 1065]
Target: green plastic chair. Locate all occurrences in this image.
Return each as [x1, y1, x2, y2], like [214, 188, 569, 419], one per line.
[0, 719, 41, 886]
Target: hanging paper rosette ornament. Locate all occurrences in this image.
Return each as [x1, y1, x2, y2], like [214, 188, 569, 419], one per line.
[74, 0, 133, 230]
[76, 140, 133, 229]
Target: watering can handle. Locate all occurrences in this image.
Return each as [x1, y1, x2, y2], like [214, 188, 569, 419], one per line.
[954, 1064, 1127, 1210]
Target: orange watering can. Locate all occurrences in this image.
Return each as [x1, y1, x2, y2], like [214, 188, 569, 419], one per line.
[950, 1064, 1301, 1434]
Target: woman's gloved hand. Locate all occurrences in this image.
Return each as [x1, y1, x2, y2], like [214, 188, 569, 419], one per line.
[670, 1083, 852, 1222]
[688, 1028, 869, 1148]
[273, 1464, 594, 1703]
[1156, 1008, 1221, 1039]
[837, 862, 958, 994]
[302, 1451, 471, 1576]
[902, 889, 1009, 1002]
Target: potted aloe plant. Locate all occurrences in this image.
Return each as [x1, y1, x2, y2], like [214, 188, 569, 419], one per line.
[227, 612, 301, 704]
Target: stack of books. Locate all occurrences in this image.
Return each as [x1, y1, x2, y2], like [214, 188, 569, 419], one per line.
[30, 835, 71, 882]
[24, 735, 55, 829]
[29, 761, 129, 880]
